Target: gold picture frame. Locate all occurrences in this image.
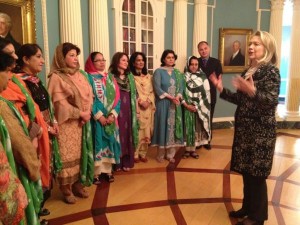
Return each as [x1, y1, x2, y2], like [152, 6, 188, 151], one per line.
[219, 28, 253, 73]
[0, 0, 35, 45]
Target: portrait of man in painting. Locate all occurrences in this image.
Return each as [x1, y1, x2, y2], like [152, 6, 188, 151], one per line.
[0, 4, 23, 51]
[0, 0, 35, 50]
[224, 35, 246, 67]
[219, 28, 252, 73]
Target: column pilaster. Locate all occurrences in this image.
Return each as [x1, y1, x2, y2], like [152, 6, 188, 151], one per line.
[269, 0, 284, 68]
[192, 0, 208, 56]
[89, 0, 110, 67]
[59, 0, 84, 68]
[285, 0, 300, 119]
[173, 0, 187, 72]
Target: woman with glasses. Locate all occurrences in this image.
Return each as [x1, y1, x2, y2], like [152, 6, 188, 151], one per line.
[85, 52, 121, 183]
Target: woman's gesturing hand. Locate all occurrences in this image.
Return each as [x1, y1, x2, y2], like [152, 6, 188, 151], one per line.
[209, 72, 223, 92]
[232, 75, 256, 97]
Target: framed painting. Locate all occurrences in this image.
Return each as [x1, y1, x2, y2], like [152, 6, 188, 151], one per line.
[219, 28, 253, 73]
[0, 0, 35, 48]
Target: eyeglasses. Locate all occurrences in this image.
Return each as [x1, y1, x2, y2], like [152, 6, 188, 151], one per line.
[93, 59, 106, 62]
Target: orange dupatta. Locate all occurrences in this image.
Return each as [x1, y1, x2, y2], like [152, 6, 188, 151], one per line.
[1, 72, 51, 188]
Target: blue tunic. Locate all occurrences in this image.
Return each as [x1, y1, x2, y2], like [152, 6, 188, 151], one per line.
[151, 68, 183, 148]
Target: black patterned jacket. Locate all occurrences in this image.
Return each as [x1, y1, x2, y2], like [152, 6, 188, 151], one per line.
[220, 63, 280, 177]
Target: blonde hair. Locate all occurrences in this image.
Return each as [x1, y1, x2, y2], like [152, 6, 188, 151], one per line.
[0, 12, 12, 30]
[251, 31, 278, 65]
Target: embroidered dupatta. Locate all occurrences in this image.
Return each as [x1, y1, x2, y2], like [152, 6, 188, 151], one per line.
[88, 72, 120, 135]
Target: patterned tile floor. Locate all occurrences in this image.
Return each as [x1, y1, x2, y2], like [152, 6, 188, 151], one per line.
[44, 129, 300, 225]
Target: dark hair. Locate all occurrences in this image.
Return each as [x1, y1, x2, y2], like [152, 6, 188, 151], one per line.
[197, 41, 209, 49]
[90, 51, 103, 62]
[62, 42, 80, 58]
[160, 49, 177, 67]
[108, 52, 130, 76]
[15, 44, 43, 72]
[0, 37, 12, 52]
[187, 56, 199, 72]
[0, 52, 15, 72]
[129, 51, 148, 76]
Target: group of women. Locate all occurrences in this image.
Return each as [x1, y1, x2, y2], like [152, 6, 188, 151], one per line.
[0, 37, 211, 224]
[0, 30, 279, 225]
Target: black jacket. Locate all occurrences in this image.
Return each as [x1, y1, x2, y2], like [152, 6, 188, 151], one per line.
[198, 57, 223, 104]
[229, 50, 245, 66]
[4, 32, 21, 53]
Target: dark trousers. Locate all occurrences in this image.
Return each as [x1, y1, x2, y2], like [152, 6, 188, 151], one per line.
[209, 103, 216, 142]
[242, 173, 268, 222]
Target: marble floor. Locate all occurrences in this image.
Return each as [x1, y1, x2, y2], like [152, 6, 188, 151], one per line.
[44, 129, 300, 225]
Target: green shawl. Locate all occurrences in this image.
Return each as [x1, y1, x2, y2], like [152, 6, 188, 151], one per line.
[182, 78, 195, 146]
[79, 70, 95, 186]
[173, 69, 183, 140]
[104, 73, 117, 136]
[128, 72, 139, 148]
[0, 96, 43, 225]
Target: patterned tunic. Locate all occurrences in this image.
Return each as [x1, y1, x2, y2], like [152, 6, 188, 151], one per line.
[0, 135, 28, 225]
[48, 71, 93, 185]
[151, 68, 183, 148]
[134, 74, 155, 145]
[220, 63, 280, 177]
[88, 74, 121, 166]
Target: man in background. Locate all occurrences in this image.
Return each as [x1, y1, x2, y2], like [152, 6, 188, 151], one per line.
[0, 12, 21, 52]
[229, 40, 245, 66]
[198, 41, 223, 150]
